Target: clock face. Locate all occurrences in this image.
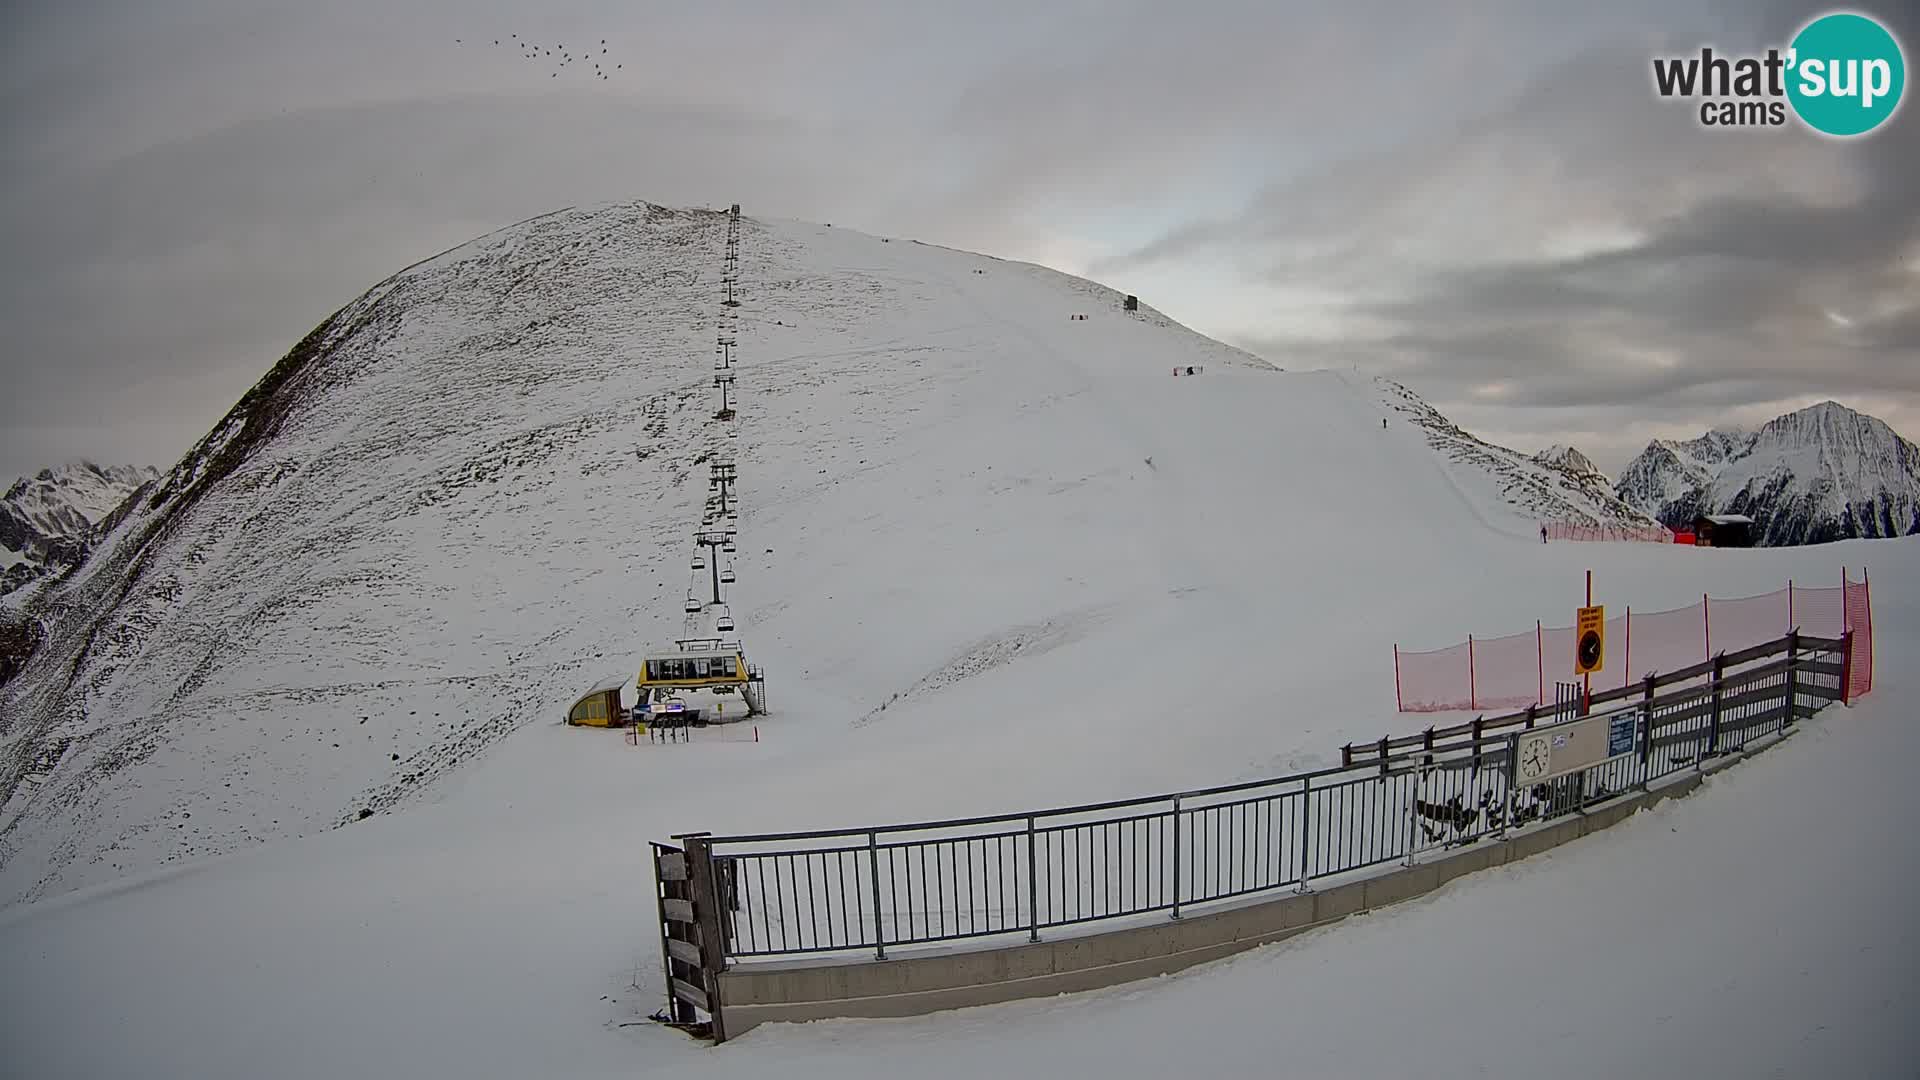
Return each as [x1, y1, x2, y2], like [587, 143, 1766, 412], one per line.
[1518, 735, 1551, 780]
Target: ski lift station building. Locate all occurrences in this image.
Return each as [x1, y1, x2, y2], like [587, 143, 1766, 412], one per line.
[565, 674, 630, 727]
[635, 640, 766, 724]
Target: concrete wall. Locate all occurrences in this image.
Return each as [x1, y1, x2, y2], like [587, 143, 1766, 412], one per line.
[712, 748, 1776, 1039]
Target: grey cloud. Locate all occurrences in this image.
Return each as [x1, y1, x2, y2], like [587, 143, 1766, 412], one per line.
[3, 0, 1916, 481]
[1115, 3, 1920, 473]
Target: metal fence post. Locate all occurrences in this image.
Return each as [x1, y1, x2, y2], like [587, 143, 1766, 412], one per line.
[1025, 816, 1039, 942]
[1706, 653, 1726, 762]
[1501, 732, 1518, 836]
[1639, 673, 1656, 784]
[1840, 629, 1854, 706]
[867, 830, 885, 960]
[1169, 796, 1184, 919]
[1295, 777, 1313, 892]
[1403, 765, 1420, 867]
[681, 833, 729, 1042]
[1782, 630, 1799, 733]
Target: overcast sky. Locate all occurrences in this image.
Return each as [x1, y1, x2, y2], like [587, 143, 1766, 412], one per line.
[3, 0, 1916, 482]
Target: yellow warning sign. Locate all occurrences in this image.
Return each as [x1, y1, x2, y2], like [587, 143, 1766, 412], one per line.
[1575, 604, 1605, 675]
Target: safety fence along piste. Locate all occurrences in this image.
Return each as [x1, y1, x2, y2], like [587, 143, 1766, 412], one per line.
[651, 628, 1849, 1031]
[1393, 571, 1872, 712]
[1541, 521, 1675, 543]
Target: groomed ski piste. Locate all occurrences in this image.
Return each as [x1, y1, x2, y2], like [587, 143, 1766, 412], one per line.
[1, 205, 1914, 1077]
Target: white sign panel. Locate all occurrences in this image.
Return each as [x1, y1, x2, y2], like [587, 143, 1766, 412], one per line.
[1512, 710, 1639, 786]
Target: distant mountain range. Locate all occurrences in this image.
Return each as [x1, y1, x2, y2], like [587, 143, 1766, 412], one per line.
[1612, 401, 1920, 546]
[1375, 379, 1662, 529]
[2, 463, 158, 596]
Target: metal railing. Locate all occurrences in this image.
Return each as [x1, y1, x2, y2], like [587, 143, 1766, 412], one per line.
[667, 632, 1846, 964]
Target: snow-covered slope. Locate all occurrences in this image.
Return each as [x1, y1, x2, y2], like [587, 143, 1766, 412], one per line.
[0, 200, 1913, 1076]
[0, 202, 1698, 905]
[1616, 403, 1920, 545]
[0, 462, 157, 593]
[1376, 378, 1661, 531]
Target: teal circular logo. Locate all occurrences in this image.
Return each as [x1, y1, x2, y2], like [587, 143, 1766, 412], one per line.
[1787, 12, 1906, 136]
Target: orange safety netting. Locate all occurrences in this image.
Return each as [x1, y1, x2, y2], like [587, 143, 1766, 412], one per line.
[1541, 521, 1675, 543]
[1394, 571, 1873, 712]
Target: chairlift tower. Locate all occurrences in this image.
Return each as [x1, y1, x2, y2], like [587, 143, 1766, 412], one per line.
[709, 462, 738, 516]
[714, 371, 736, 419]
[694, 527, 738, 605]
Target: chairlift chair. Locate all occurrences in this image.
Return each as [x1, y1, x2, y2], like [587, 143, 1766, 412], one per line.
[691, 553, 707, 571]
[720, 565, 736, 584]
[722, 538, 737, 554]
[715, 606, 735, 632]
[683, 594, 702, 614]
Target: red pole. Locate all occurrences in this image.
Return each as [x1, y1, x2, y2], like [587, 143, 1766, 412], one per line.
[1468, 635, 1477, 711]
[1536, 620, 1544, 705]
[1864, 568, 1874, 694]
[1394, 645, 1403, 711]
[1584, 570, 1592, 710]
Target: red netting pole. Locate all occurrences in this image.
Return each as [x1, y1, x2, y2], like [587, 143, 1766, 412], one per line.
[1394, 644, 1403, 712]
[1536, 620, 1544, 705]
[1864, 568, 1874, 694]
[1468, 634, 1477, 711]
[1703, 592, 1712, 660]
[1840, 566, 1852, 702]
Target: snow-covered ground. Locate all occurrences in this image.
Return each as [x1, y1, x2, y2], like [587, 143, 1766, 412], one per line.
[0, 204, 1913, 1076]
[0, 556, 1910, 1079]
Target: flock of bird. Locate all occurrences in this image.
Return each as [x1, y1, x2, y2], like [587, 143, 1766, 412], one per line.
[453, 33, 625, 81]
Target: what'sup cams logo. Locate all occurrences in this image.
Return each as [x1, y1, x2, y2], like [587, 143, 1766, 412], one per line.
[1652, 10, 1905, 136]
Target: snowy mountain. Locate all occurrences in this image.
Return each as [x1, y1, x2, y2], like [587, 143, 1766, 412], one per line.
[1376, 379, 1662, 530]
[0, 200, 1913, 1079]
[0, 462, 158, 595]
[1615, 403, 1920, 545]
[0, 201, 1780, 906]
[1531, 444, 1600, 478]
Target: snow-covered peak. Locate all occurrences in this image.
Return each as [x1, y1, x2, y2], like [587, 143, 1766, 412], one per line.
[1614, 401, 1920, 545]
[1, 461, 159, 589]
[4, 462, 158, 529]
[1532, 444, 1602, 478]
